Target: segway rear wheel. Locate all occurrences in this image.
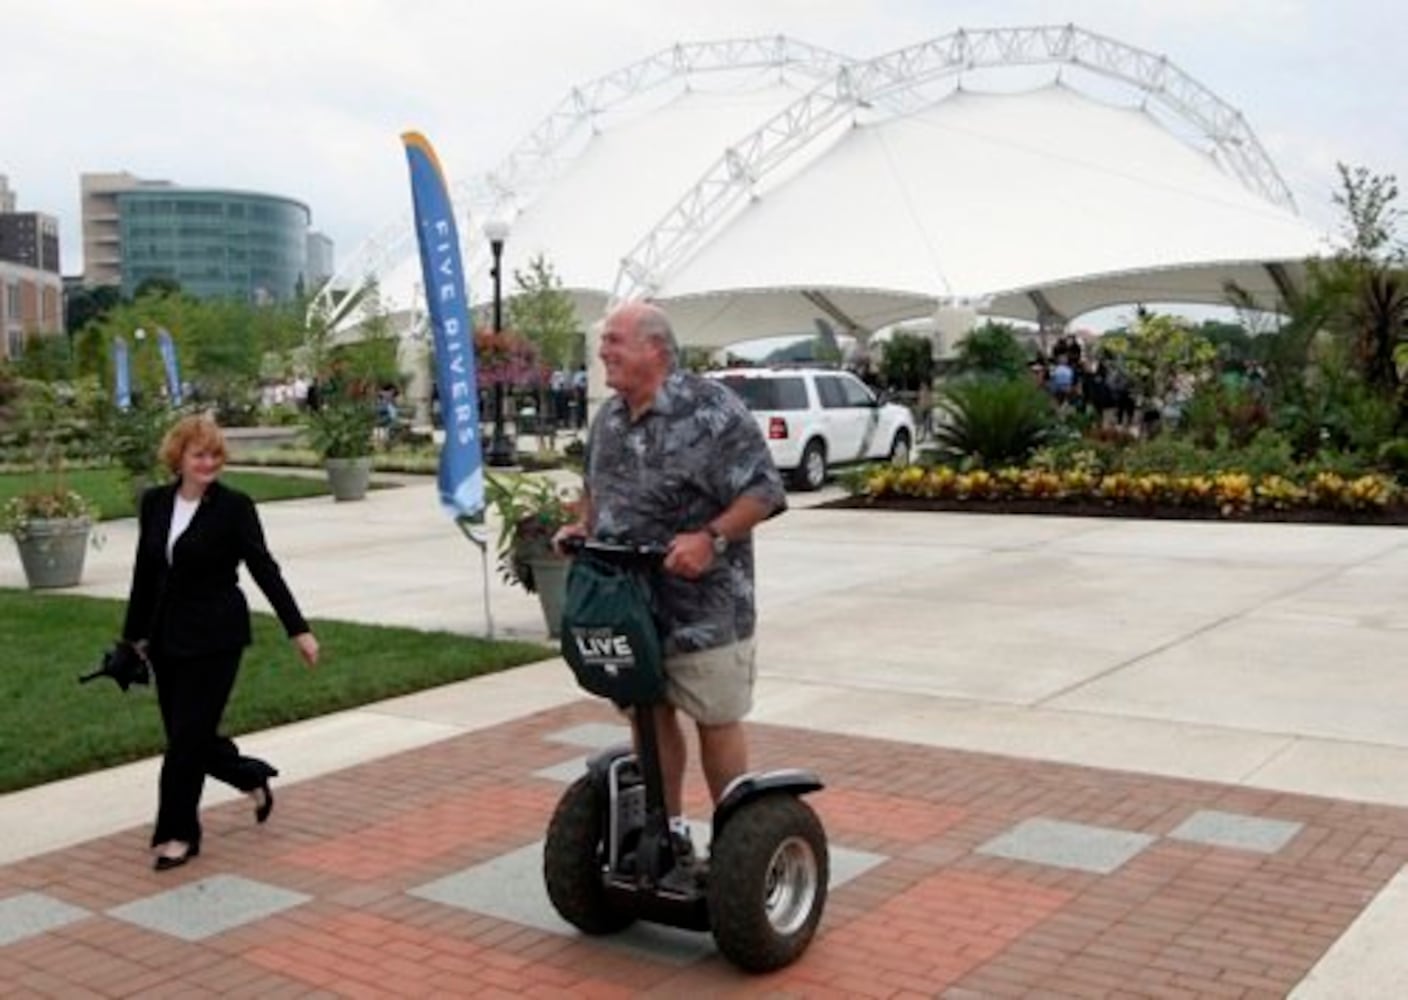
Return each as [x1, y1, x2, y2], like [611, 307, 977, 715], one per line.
[707, 794, 828, 972]
[544, 776, 635, 935]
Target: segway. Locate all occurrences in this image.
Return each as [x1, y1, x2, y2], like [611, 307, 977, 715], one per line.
[544, 539, 828, 973]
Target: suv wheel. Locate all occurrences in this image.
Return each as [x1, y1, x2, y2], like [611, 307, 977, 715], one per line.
[793, 440, 827, 491]
[888, 430, 911, 467]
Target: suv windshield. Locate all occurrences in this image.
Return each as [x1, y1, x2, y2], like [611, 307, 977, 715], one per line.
[717, 375, 808, 411]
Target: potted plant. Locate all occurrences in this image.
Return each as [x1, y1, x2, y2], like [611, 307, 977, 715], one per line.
[307, 391, 377, 501]
[1, 378, 99, 589]
[486, 473, 581, 636]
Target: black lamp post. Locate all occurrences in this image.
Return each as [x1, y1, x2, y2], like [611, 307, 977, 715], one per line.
[483, 218, 514, 467]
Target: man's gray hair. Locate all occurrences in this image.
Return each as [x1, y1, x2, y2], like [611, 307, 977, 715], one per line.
[635, 302, 679, 368]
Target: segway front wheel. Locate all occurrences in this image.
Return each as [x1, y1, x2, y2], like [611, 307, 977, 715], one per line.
[543, 776, 635, 935]
[708, 794, 828, 972]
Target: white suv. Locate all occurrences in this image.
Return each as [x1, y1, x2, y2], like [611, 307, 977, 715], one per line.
[705, 367, 915, 490]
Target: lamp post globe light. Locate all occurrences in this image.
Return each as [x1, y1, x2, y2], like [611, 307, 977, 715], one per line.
[483, 218, 515, 468]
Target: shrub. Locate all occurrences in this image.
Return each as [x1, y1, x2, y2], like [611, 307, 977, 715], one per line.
[1274, 359, 1398, 459]
[1181, 380, 1270, 449]
[1378, 438, 1408, 481]
[1114, 437, 1212, 477]
[931, 377, 1055, 467]
[100, 399, 177, 486]
[1226, 428, 1297, 479]
[951, 322, 1030, 380]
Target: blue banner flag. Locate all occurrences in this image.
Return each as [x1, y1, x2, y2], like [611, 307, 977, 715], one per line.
[156, 327, 183, 406]
[113, 337, 132, 410]
[402, 131, 485, 520]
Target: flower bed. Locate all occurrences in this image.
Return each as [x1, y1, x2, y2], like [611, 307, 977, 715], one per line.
[840, 465, 1408, 525]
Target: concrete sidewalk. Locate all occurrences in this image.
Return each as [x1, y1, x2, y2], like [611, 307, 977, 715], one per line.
[2, 478, 1406, 995]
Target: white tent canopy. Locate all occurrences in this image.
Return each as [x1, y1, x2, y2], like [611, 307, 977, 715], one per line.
[646, 84, 1325, 344]
[326, 27, 1330, 350]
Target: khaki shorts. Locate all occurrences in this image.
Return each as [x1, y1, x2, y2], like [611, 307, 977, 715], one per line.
[663, 637, 756, 725]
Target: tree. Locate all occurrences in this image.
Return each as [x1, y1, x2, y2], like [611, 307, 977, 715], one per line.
[1100, 313, 1216, 414]
[1318, 163, 1408, 391]
[133, 275, 183, 300]
[12, 332, 75, 381]
[509, 255, 581, 442]
[1195, 320, 1253, 362]
[509, 255, 580, 370]
[74, 291, 307, 417]
[952, 321, 1029, 379]
[878, 332, 934, 391]
[65, 284, 124, 337]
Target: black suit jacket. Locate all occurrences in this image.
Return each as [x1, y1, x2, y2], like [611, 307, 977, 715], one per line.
[122, 480, 309, 657]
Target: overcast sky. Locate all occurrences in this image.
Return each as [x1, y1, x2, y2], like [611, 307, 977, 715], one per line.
[4, 0, 1402, 281]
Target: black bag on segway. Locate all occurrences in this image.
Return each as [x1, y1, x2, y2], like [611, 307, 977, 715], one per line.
[559, 555, 665, 707]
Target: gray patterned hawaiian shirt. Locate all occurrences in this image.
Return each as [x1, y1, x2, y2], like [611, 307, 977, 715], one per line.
[584, 369, 787, 655]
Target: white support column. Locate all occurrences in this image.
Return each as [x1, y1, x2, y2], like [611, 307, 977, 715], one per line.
[933, 301, 979, 360]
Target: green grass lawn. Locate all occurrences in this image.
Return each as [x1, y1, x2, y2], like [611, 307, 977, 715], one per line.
[0, 468, 338, 521]
[0, 590, 554, 794]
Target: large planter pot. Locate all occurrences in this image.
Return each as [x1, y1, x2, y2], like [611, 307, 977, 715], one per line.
[13, 517, 91, 589]
[527, 556, 571, 637]
[325, 457, 372, 502]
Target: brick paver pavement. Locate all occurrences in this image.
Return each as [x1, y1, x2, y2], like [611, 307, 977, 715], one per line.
[3, 701, 1407, 998]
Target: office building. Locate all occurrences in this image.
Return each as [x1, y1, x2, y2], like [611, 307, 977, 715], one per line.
[81, 171, 327, 303]
[0, 175, 63, 360]
[1, 261, 63, 361]
[307, 230, 335, 289]
[0, 212, 61, 273]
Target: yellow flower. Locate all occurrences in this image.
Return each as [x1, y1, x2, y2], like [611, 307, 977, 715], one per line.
[1214, 473, 1253, 514]
[1346, 475, 1396, 510]
[925, 466, 959, 498]
[1254, 475, 1305, 511]
[864, 469, 897, 497]
[958, 470, 994, 499]
[896, 465, 927, 496]
[1021, 469, 1064, 499]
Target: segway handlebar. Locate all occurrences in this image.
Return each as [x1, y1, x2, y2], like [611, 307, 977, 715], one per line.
[558, 536, 670, 564]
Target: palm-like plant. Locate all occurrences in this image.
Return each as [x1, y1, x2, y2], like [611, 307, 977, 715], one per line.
[931, 377, 1056, 467]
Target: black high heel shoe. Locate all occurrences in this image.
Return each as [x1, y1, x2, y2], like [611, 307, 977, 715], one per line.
[153, 842, 199, 871]
[253, 781, 274, 824]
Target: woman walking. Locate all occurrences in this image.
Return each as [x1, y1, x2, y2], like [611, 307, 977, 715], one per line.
[123, 414, 319, 870]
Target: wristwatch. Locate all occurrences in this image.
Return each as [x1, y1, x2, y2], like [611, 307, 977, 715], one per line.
[705, 523, 728, 557]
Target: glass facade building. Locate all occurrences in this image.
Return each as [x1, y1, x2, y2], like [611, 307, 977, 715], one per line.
[116, 189, 311, 302]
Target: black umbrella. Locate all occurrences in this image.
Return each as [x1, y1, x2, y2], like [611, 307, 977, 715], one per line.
[78, 640, 151, 692]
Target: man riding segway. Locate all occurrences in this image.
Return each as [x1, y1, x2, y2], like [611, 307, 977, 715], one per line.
[546, 302, 828, 971]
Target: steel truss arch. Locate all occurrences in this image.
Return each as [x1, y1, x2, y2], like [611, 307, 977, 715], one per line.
[613, 23, 1297, 303]
[310, 34, 851, 323]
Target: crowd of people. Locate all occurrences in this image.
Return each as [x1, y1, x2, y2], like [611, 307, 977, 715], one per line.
[1029, 334, 1138, 426]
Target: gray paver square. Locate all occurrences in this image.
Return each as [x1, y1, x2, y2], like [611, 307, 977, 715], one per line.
[106, 875, 311, 942]
[543, 723, 631, 750]
[1168, 809, 1304, 853]
[533, 757, 589, 783]
[409, 840, 714, 965]
[0, 892, 90, 947]
[977, 817, 1156, 874]
[827, 844, 888, 887]
[409, 834, 886, 965]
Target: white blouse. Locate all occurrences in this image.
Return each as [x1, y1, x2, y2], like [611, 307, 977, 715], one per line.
[167, 495, 200, 563]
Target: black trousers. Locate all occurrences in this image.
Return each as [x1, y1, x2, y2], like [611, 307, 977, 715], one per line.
[150, 647, 273, 847]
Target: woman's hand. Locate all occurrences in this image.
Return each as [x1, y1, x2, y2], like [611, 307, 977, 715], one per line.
[292, 632, 320, 668]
